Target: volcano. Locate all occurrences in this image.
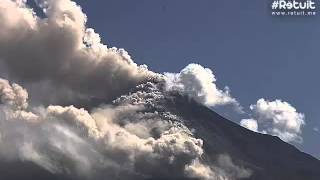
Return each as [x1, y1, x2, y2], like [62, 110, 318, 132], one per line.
[0, 82, 319, 180]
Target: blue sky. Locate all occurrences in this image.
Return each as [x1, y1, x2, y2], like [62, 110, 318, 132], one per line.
[71, 0, 320, 158]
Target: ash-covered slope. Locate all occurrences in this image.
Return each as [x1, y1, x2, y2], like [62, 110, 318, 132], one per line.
[0, 81, 319, 180]
[114, 82, 320, 180]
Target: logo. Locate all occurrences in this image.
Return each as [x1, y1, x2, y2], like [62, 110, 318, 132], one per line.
[271, 0, 317, 16]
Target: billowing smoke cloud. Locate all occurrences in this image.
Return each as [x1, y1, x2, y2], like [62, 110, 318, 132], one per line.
[0, 0, 156, 104]
[0, 78, 250, 180]
[0, 0, 242, 111]
[241, 98, 305, 143]
[0, 78, 28, 110]
[164, 64, 241, 110]
[185, 155, 251, 180]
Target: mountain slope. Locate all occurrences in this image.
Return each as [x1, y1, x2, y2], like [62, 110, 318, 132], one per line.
[161, 92, 320, 180]
[0, 82, 319, 180]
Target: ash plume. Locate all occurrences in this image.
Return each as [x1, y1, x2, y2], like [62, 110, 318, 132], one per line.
[0, 1, 253, 180]
[0, 0, 156, 105]
[0, 78, 250, 180]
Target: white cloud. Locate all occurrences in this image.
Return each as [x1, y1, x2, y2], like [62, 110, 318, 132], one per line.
[240, 119, 258, 132]
[246, 98, 305, 143]
[164, 64, 241, 110]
